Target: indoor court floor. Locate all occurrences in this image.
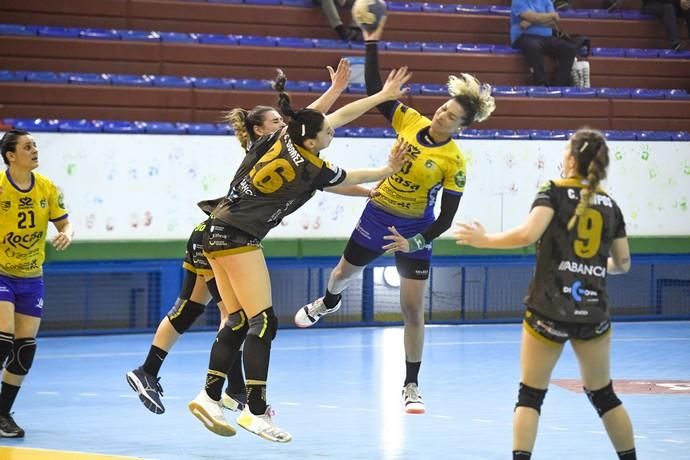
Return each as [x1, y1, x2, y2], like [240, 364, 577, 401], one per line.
[1, 321, 688, 460]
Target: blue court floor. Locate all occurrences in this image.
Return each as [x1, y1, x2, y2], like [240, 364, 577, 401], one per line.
[2, 321, 689, 459]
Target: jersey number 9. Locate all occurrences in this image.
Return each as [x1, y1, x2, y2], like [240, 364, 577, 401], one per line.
[573, 208, 603, 258]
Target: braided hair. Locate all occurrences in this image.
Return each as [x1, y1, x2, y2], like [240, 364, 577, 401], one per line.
[222, 105, 275, 151]
[1, 129, 30, 166]
[567, 128, 610, 230]
[273, 69, 325, 147]
[447, 73, 496, 127]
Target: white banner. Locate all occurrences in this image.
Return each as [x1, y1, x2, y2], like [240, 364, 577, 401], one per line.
[32, 133, 690, 240]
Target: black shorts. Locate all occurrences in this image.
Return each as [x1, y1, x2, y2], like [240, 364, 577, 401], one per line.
[524, 308, 611, 345]
[202, 219, 262, 259]
[343, 238, 430, 280]
[182, 222, 213, 276]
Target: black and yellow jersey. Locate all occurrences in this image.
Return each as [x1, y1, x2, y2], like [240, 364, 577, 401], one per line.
[370, 104, 466, 219]
[0, 170, 68, 277]
[208, 130, 347, 240]
[525, 178, 626, 323]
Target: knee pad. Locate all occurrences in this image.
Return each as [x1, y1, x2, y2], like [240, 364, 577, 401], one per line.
[216, 310, 249, 350]
[5, 338, 36, 376]
[206, 278, 222, 304]
[226, 310, 248, 334]
[515, 382, 548, 414]
[0, 331, 13, 363]
[585, 381, 621, 417]
[247, 308, 278, 344]
[166, 299, 206, 334]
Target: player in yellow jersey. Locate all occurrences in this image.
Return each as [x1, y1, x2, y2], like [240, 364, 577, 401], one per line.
[0, 129, 73, 437]
[294, 18, 496, 414]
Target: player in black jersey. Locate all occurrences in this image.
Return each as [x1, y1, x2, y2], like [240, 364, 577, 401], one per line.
[455, 128, 636, 460]
[187, 67, 412, 442]
[126, 61, 357, 415]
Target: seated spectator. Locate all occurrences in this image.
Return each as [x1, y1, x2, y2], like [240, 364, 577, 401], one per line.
[641, 0, 690, 51]
[314, 0, 363, 41]
[511, 0, 577, 86]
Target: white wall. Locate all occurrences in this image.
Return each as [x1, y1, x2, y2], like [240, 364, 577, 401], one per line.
[33, 133, 690, 240]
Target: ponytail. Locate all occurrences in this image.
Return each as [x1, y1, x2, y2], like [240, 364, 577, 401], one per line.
[567, 129, 610, 230]
[273, 68, 324, 147]
[221, 105, 276, 152]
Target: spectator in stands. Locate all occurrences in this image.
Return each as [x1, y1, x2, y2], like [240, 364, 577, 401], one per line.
[126, 60, 372, 416]
[455, 128, 637, 460]
[511, 0, 577, 86]
[314, 0, 363, 41]
[187, 67, 411, 443]
[293, 18, 496, 416]
[642, 0, 690, 51]
[0, 129, 74, 438]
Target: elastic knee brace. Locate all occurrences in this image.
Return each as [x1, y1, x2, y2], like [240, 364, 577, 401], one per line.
[206, 278, 223, 304]
[5, 337, 36, 375]
[166, 299, 206, 334]
[0, 331, 13, 364]
[585, 381, 621, 417]
[515, 382, 548, 414]
[247, 308, 278, 345]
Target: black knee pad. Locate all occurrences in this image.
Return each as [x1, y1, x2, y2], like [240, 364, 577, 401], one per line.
[5, 338, 36, 376]
[205, 278, 223, 304]
[585, 381, 621, 417]
[515, 382, 548, 414]
[166, 299, 206, 334]
[0, 331, 13, 363]
[226, 310, 248, 334]
[247, 308, 278, 344]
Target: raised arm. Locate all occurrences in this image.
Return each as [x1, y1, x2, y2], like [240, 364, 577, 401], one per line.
[326, 139, 408, 187]
[454, 206, 554, 249]
[307, 58, 351, 113]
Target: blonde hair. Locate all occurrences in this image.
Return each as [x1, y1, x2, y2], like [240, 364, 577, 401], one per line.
[221, 105, 275, 151]
[447, 73, 496, 125]
[566, 128, 610, 230]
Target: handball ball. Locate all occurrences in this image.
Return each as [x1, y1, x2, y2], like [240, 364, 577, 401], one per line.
[352, 0, 387, 33]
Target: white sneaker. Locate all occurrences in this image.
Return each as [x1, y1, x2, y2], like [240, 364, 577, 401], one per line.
[221, 391, 247, 412]
[402, 383, 426, 414]
[237, 405, 292, 443]
[188, 390, 236, 437]
[294, 297, 341, 328]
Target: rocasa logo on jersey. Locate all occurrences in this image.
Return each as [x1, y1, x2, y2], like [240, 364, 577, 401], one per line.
[3, 231, 44, 250]
[18, 197, 33, 209]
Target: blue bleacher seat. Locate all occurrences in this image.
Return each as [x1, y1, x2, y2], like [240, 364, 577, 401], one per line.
[144, 122, 187, 134]
[277, 37, 314, 48]
[491, 45, 521, 55]
[245, 0, 281, 4]
[26, 72, 69, 83]
[238, 35, 278, 47]
[281, 0, 313, 6]
[111, 74, 152, 86]
[458, 129, 494, 139]
[559, 10, 590, 18]
[603, 130, 636, 140]
[58, 119, 102, 133]
[151, 75, 193, 88]
[626, 48, 659, 58]
[313, 39, 350, 49]
[37, 26, 81, 38]
[385, 41, 423, 52]
[589, 8, 622, 18]
[159, 31, 196, 43]
[422, 42, 456, 53]
[491, 86, 527, 97]
[235, 79, 273, 91]
[406, 83, 424, 95]
[456, 5, 491, 13]
[0, 24, 38, 36]
[457, 44, 492, 54]
[207, 0, 243, 3]
[381, 128, 397, 138]
[672, 131, 690, 141]
[346, 127, 378, 138]
[308, 81, 331, 93]
[334, 127, 351, 137]
[422, 3, 455, 13]
[68, 73, 110, 85]
[597, 87, 631, 98]
[494, 130, 531, 139]
[196, 33, 238, 45]
[488, 5, 511, 14]
[527, 87, 563, 97]
[194, 77, 235, 89]
[530, 130, 567, 140]
[13, 118, 59, 132]
[215, 123, 233, 135]
[118, 30, 160, 42]
[387, 2, 423, 12]
[419, 84, 445, 96]
[285, 81, 311, 92]
[664, 89, 690, 100]
[80, 28, 120, 40]
[637, 131, 674, 141]
[592, 47, 626, 57]
[348, 83, 367, 94]
[631, 88, 665, 99]
[103, 121, 146, 133]
[0, 71, 25, 82]
[620, 11, 654, 19]
[562, 87, 597, 98]
[659, 49, 690, 59]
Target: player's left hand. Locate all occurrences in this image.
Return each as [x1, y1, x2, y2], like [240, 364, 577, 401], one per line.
[382, 226, 410, 253]
[328, 58, 351, 93]
[52, 232, 72, 251]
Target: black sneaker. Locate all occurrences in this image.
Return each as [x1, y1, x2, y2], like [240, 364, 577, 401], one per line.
[126, 366, 165, 414]
[0, 413, 25, 438]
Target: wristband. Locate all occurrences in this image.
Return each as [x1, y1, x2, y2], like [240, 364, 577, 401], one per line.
[406, 233, 427, 252]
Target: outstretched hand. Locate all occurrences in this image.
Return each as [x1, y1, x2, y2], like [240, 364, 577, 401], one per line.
[453, 221, 487, 247]
[327, 58, 351, 93]
[386, 138, 410, 174]
[381, 66, 412, 100]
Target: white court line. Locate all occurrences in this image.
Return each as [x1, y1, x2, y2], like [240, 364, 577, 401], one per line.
[471, 418, 494, 423]
[545, 426, 569, 431]
[78, 392, 99, 397]
[119, 394, 137, 398]
[433, 415, 454, 419]
[279, 402, 300, 406]
[584, 430, 605, 435]
[355, 408, 376, 412]
[36, 391, 60, 395]
[318, 405, 339, 409]
[662, 439, 686, 444]
[34, 336, 690, 360]
[634, 435, 648, 439]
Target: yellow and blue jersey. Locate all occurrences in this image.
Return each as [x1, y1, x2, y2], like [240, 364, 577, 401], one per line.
[370, 104, 466, 219]
[0, 170, 68, 278]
